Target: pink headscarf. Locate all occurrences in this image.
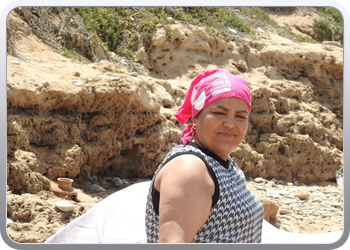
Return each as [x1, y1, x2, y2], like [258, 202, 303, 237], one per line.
[175, 69, 252, 146]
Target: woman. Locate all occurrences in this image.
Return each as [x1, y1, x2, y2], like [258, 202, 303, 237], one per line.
[145, 69, 264, 243]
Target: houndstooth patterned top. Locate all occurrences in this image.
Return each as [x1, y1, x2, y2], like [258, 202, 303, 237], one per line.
[145, 142, 264, 243]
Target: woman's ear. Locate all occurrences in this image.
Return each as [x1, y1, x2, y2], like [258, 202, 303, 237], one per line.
[192, 116, 197, 124]
[192, 110, 202, 123]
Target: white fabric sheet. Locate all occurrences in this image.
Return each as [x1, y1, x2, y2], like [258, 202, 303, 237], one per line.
[45, 181, 343, 244]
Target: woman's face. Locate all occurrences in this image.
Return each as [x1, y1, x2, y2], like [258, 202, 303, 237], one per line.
[192, 97, 249, 160]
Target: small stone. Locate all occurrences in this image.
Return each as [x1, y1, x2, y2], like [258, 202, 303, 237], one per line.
[228, 28, 237, 34]
[254, 177, 264, 183]
[128, 72, 138, 77]
[294, 190, 310, 200]
[311, 186, 321, 191]
[89, 175, 98, 183]
[166, 17, 173, 23]
[119, 60, 128, 67]
[330, 190, 342, 195]
[73, 80, 84, 86]
[286, 182, 293, 186]
[292, 207, 301, 211]
[290, 226, 300, 233]
[266, 181, 276, 187]
[278, 190, 290, 196]
[89, 184, 106, 192]
[313, 196, 323, 202]
[279, 209, 291, 215]
[55, 201, 75, 212]
[270, 178, 277, 183]
[274, 222, 281, 227]
[281, 225, 291, 232]
[11, 60, 20, 64]
[109, 52, 118, 61]
[122, 179, 129, 184]
[112, 177, 124, 187]
[109, 77, 120, 81]
[98, 178, 107, 185]
[7, 218, 13, 227]
[330, 203, 341, 208]
[257, 27, 265, 33]
[255, 185, 265, 190]
[284, 199, 297, 205]
[267, 191, 279, 198]
[73, 72, 81, 77]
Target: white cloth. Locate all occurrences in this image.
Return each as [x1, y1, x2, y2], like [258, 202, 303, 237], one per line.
[45, 181, 149, 243]
[45, 181, 343, 244]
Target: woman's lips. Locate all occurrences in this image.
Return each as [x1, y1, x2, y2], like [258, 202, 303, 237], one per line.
[219, 132, 235, 138]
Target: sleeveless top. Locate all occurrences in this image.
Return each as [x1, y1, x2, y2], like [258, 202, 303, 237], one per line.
[145, 142, 264, 243]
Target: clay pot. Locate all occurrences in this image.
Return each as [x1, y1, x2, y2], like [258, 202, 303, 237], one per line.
[57, 178, 74, 192]
[53, 178, 80, 201]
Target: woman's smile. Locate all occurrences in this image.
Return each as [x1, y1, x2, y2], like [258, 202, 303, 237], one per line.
[218, 131, 235, 138]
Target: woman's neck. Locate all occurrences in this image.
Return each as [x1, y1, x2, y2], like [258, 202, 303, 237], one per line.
[191, 136, 229, 161]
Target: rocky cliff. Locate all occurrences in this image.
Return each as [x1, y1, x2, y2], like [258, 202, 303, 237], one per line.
[7, 7, 343, 194]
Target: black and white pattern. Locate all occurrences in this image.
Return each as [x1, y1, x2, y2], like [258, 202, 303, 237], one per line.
[145, 143, 264, 243]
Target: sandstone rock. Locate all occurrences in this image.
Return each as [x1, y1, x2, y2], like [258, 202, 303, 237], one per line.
[259, 197, 279, 224]
[7, 160, 51, 194]
[294, 190, 310, 200]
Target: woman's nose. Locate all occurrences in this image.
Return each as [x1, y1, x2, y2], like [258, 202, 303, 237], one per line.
[223, 116, 235, 128]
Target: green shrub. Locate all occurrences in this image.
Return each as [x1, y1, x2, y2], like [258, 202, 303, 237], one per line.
[317, 7, 343, 28]
[61, 48, 83, 61]
[313, 19, 333, 41]
[70, 7, 132, 57]
[314, 7, 343, 42]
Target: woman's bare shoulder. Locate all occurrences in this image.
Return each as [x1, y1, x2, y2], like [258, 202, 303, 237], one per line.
[155, 153, 214, 195]
[159, 154, 207, 179]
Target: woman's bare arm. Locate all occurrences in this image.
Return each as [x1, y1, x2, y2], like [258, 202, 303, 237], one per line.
[154, 154, 215, 243]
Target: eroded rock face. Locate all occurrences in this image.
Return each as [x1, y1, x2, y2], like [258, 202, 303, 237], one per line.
[7, 71, 184, 187]
[7, 10, 343, 193]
